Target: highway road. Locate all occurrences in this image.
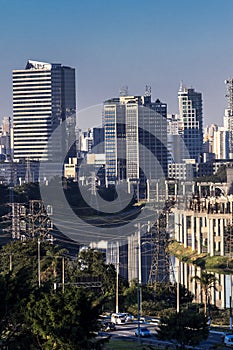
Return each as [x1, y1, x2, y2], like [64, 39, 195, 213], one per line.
[99, 322, 229, 349]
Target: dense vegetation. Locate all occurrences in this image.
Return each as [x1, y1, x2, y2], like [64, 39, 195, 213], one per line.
[0, 182, 222, 348]
[0, 242, 107, 349]
[157, 308, 209, 349]
[0, 240, 211, 349]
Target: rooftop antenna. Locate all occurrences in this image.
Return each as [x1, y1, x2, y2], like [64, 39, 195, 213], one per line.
[179, 80, 184, 91]
[144, 85, 152, 97]
[120, 86, 129, 96]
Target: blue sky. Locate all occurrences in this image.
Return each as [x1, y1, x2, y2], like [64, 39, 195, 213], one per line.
[1, 0, 233, 129]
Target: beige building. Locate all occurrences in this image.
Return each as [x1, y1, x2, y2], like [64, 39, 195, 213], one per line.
[174, 193, 233, 256]
[173, 177, 233, 308]
[64, 158, 78, 179]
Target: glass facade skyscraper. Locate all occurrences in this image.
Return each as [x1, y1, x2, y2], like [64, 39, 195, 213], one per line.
[103, 92, 167, 186]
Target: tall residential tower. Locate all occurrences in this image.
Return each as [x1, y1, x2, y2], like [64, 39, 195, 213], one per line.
[178, 85, 203, 161]
[224, 78, 233, 159]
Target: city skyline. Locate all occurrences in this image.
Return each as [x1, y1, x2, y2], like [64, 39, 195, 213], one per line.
[1, 0, 233, 130]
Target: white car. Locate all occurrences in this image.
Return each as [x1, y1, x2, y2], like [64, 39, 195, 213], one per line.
[224, 334, 233, 347]
[125, 313, 134, 322]
[111, 313, 126, 324]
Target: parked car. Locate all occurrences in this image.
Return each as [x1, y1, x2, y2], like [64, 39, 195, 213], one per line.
[135, 327, 151, 337]
[111, 313, 127, 324]
[125, 313, 134, 322]
[224, 334, 233, 347]
[221, 332, 233, 342]
[100, 321, 116, 332]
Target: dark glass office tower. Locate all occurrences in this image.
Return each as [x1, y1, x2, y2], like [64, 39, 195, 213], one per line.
[103, 91, 167, 186]
[178, 86, 203, 162]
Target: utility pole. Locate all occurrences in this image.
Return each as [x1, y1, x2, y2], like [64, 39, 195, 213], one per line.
[230, 295, 232, 330]
[38, 238, 41, 288]
[137, 274, 141, 342]
[9, 254, 12, 272]
[137, 223, 142, 316]
[62, 256, 65, 293]
[137, 223, 142, 342]
[208, 296, 211, 327]
[177, 259, 180, 313]
[116, 241, 119, 313]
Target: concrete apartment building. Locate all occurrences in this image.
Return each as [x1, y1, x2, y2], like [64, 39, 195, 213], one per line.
[173, 171, 233, 308]
[13, 60, 76, 162]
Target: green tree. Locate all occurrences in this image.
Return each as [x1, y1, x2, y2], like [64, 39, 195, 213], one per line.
[154, 282, 193, 307]
[0, 240, 66, 284]
[13, 182, 41, 203]
[157, 308, 209, 349]
[0, 240, 69, 348]
[0, 242, 117, 349]
[191, 270, 218, 315]
[22, 287, 101, 350]
[75, 248, 126, 311]
[122, 282, 193, 316]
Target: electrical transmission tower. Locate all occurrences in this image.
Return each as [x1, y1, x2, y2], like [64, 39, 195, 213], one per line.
[6, 200, 53, 241]
[28, 200, 53, 240]
[148, 211, 171, 286]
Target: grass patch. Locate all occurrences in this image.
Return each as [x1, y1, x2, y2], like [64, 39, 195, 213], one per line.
[105, 340, 146, 349]
[105, 339, 171, 349]
[168, 240, 233, 273]
[168, 241, 206, 266]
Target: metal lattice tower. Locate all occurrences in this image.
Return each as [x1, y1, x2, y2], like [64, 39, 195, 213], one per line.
[28, 200, 53, 239]
[11, 203, 27, 239]
[7, 200, 53, 241]
[148, 212, 171, 286]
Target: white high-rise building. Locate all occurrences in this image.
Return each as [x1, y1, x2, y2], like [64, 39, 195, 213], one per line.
[13, 60, 76, 161]
[213, 127, 229, 160]
[224, 78, 233, 159]
[203, 124, 218, 153]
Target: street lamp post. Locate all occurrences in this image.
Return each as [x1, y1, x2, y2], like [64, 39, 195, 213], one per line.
[177, 259, 180, 313]
[137, 263, 141, 343]
[38, 238, 41, 288]
[136, 221, 151, 341]
[137, 223, 142, 316]
[62, 256, 65, 293]
[207, 296, 211, 327]
[136, 223, 143, 343]
[116, 241, 119, 313]
[230, 295, 232, 330]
